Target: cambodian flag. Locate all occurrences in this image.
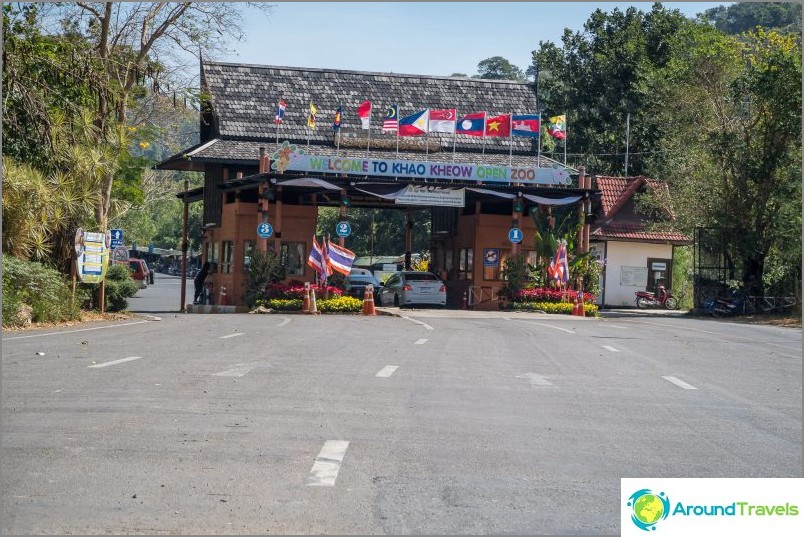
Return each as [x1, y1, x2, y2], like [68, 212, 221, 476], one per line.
[275, 99, 286, 125]
[512, 114, 541, 138]
[398, 109, 429, 136]
[456, 112, 486, 137]
[326, 239, 356, 276]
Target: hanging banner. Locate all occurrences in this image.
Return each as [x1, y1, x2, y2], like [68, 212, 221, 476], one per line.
[270, 141, 571, 185]
[75, 229, 110, 283]
[394, 185, 465, 207]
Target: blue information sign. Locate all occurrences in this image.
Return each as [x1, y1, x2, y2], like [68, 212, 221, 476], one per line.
[483, 248, 500, 267]
[257, 222, 274, 238]
[110, 229, 123, 249]
[508, 227, 523, 244]
[335, 221, 352, 238]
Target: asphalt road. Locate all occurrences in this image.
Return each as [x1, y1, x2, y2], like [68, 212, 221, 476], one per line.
[2, 306, 801, 534]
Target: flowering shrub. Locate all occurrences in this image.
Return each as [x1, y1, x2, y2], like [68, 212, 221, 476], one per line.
[264, 281, 342, 300]
[256, 298, 303, 311]
[514, 287, 596, 304]
[317, 296, 362, 313]
[512, 301, 599, 316]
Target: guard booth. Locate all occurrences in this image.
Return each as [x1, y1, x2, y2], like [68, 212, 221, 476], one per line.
[157, 61, 598, 308]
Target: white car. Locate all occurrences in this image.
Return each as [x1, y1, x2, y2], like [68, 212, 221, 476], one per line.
[379, 271, 446, 308]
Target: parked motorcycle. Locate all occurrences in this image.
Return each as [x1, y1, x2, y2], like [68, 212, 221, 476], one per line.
[635, 285, 679, 310]
[703, 289, 752, 317]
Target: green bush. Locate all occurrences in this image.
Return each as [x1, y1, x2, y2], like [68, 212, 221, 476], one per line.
[511, 300, 599, 316]
[2, 254, 80, 326]
[317, 295, 362, 313]
[256, 298, 303, 311]
[103, 263, 139, 312]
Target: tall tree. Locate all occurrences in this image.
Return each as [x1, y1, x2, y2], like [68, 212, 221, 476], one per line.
[702, 2, 802, 36]
[475, 56, 525, 81]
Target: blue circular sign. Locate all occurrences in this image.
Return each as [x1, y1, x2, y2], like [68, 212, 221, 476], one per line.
[508, 227, 523, 244]
[257, 222, 274, 238]
[336, 221, 352, 238]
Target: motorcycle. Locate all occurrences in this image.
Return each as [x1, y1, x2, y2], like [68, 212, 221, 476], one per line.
[635, 285, 679, 310]
[703, 289, 752, 317]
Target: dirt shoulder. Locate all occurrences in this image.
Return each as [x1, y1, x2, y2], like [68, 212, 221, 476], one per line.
[2, 311, 135, 333]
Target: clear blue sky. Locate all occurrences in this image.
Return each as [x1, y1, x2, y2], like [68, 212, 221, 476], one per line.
[218, 2, 729, 77]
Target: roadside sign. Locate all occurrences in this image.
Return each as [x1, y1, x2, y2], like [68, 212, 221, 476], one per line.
[336, 221, 352, 238]
[76, 230, 110, 283]
[257, 222, 274, 238]
[112, 246, 130, 263]
[508, 227, 523, 244]
[484, 248, 500, 267]
[148, 242, 154, 254]
[110, 229, 123, 249]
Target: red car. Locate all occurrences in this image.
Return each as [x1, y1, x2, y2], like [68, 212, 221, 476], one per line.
[127, 259, 151, 289]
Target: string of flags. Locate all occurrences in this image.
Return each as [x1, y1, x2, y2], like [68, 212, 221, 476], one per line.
[273, 98, 568, 140]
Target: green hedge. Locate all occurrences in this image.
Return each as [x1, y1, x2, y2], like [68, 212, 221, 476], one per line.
[255, 295, 363, 313]
[512, 301, 599, 316]
[2, 254, 80, 326]
[103, 263, 139, 312]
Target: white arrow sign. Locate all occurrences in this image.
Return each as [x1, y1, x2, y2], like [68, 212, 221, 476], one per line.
[515, 373, 554, 387]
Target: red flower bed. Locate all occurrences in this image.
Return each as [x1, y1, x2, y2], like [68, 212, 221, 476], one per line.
[515, 287, 596, 304]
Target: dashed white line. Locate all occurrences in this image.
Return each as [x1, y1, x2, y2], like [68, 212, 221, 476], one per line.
[602, 345, 619, 352]
[88, 356, 142, 368]
[662, 376, 698, 390]
[306, 440, 350, 486]
[401, 316, 434, 331]
[213, 362, 270, 377]
[514, 320, 575, 334]
[276, 317, 291, 327]
[3, 321, 150, 340]
[414, 338, 428, 345]
[375, 366, 399, 378]
[138, 314, 162, 321]
[218, 333, 244, 339]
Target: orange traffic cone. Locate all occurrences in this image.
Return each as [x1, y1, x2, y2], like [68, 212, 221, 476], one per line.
[302, 286, 311, 313]
[362, 285, 377, 316]
[219, 286, 229, 306]
[309, 287, 319, 315]
[572, 293, 580, 316]
[578, 292, 586, 317]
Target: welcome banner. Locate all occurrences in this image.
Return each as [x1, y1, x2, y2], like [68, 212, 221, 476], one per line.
[270, 142, 571, 186]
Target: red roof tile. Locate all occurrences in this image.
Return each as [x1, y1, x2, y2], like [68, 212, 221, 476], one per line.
[591, 222, 691, 244]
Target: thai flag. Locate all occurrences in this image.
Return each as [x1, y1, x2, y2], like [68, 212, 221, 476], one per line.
[307, 236, 330, 280]
[275, 99, 286, 125]
[549, 242, 569, 284]
[326, 239, 356, 276]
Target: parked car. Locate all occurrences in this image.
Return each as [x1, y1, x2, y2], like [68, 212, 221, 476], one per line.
[342, 272, 383, 305]
[127, 259, 151, 289]
[379, 271, 446, 308]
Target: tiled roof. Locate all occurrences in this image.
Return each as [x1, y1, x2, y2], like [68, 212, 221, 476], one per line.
[591, 222, 691, 244]
[595, 175, 674, 219]
[202, 62, 542, 154]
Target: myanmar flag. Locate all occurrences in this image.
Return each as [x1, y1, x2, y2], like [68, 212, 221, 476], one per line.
[548, 114, 566, 140]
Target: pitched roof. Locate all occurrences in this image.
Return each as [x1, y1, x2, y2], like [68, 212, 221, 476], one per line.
[590, 222, 691, 244]
[202, 62, 542, 154]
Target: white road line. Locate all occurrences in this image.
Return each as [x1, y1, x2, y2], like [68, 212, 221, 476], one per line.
[401, 316, 434, 331]
[602, 345, 619, 352]
[213, 362, 269, 377]
[514, 320, 575, 334]
[3, 321, 150, 340]
[218, 333, 244, 339]
[276, 317, 291, 327]
[375, 366, 399, 378]
[414, 338, 428, 345]
[662, 376, 698, 390]
[516, 373, 554, 386]
[88, 356, 142, 368]
[619, 319, 800, 351]
[306, 440, 350, 486]
[138, 314, 162, 321]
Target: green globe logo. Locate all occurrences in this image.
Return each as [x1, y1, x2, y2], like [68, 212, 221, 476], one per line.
[627, 489, 670, 531]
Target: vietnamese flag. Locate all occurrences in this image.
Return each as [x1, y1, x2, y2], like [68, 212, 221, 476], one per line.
[485, 114, 511, 137]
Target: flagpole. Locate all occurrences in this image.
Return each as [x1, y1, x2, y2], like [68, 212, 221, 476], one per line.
[537, 112, 542, 168]
[481, 111, 487, 160]
[508, 112, 514, 167]
[425, 109, 430, 159]
[307, 99, 312, 150]
[624, 112, 630, 177]
[366, 105, 372, 159]
[452, 109, 458, 162]
[336, 107, 341, 157]
[563, 111, 567, 166]
[396, 104, 400, 159]
[275, 102, 279, 146]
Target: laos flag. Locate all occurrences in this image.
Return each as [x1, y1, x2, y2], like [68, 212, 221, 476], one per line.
[456, 112, 486, 137]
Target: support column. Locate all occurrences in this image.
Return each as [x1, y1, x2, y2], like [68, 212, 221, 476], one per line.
[405, 210, 413, 270]
[339, 189, 347, 247]
[273, 186, 283, 252]
[180, 176, 189, 312]
[257, 147, 269, 253]
[511, 197, 522, 256]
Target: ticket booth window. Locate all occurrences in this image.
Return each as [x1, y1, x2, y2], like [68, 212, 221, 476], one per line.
[221, 241, 233, 274]
[243, 240, 255, 273]
[281, 242, 305, 276]
[458, 248, 474, 280]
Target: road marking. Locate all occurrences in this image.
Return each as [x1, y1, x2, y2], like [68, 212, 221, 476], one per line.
[516, 373, 554, 386]
[514, 320, 575, 334]
[401, 316, 434, 331]
[88, 356, 142, 368]
[276, 317, 291, 327]
[619, 319, 800, 351]
[138, 314, 162, 321]
[375, 366, 399, 378]
[662, 376, 698, 390]
[306, 440, 350, 486]
[602, 345, 619, 352]
[3, 321, 150, 341]
[218, 333, 244, 339]
[213, 362, 270, 377]
[414, 338, 428, 345]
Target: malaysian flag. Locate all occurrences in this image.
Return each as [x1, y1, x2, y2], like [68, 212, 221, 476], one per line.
[325, 239, 356, 276]
[382, 104, 399, 134]
[275, 99, 286, 125]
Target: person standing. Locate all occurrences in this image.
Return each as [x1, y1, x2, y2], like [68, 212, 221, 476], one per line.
[194, 262, 211, 304]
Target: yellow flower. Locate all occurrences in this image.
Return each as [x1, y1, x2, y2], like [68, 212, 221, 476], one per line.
[139, 141, 151, 149]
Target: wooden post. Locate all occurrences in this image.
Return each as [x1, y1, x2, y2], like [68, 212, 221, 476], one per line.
[180, 176, 189, 311]
[339, 189, 347, 247]
[512, 198, 522, 256]
[258, 147, 268, 253]
[274, 186, 283, 253]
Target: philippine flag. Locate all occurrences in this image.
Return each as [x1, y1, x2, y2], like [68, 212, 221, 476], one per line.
[456, 112, 486, 137]
[398, 109, 430, 137]
[326, 240, 356, 276]
[429, 109, 457, 133]
[512, 114, 541, 138]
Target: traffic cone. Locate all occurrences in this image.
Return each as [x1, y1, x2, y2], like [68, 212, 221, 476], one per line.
[578, 292, 586, 317]
[219, 286, 229, 306]
[572, 293, 580, 316]
[302, 286, 311, 313]
[309, 287, 319, 315]
[362, 285, 377, 316]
